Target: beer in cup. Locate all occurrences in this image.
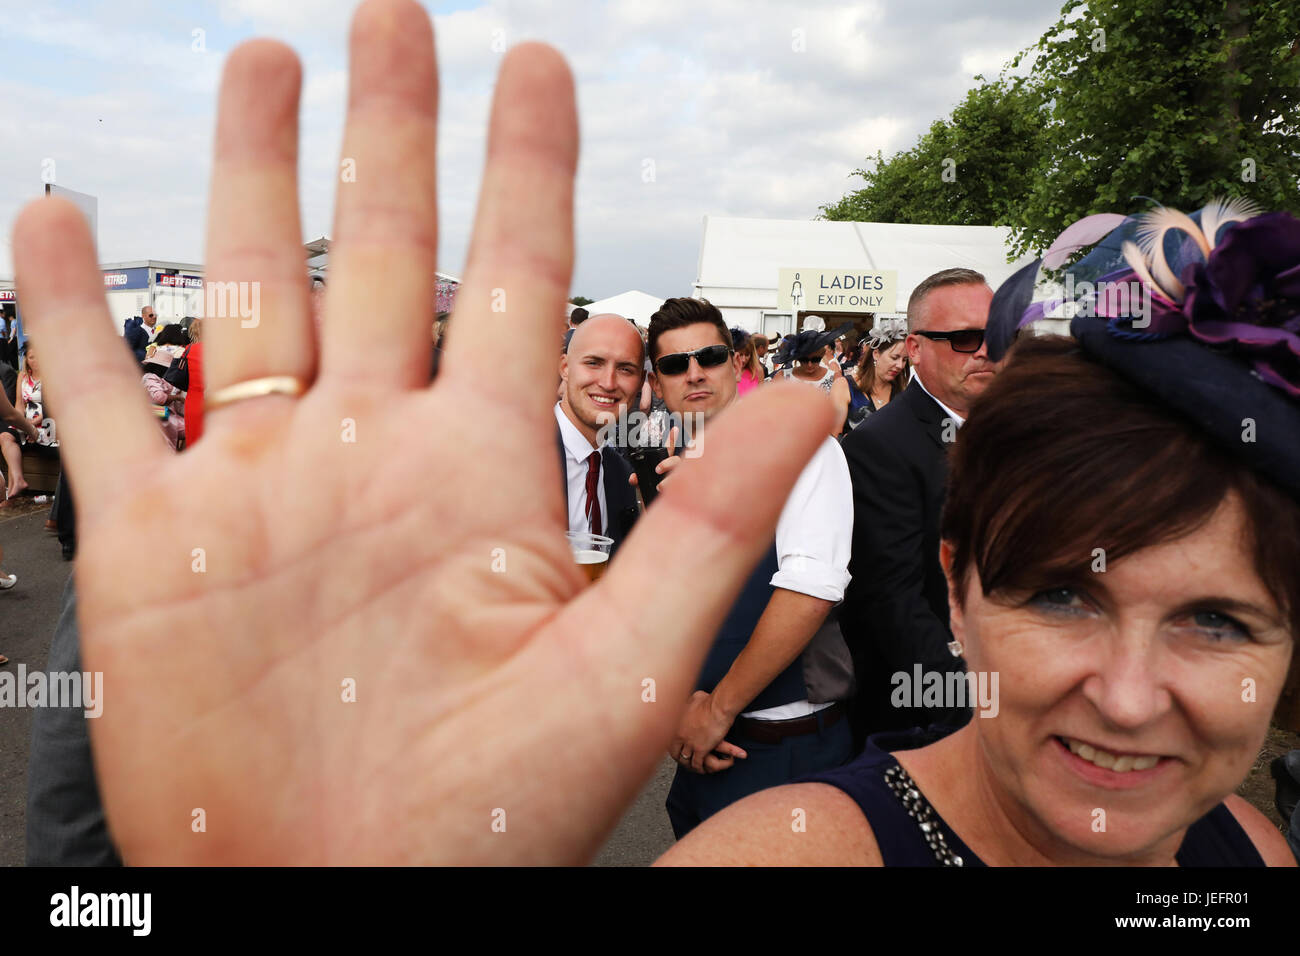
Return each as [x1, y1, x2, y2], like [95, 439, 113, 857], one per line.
[567, 531, 613, 583]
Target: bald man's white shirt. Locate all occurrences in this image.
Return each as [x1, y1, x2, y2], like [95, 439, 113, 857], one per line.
[555, 402, 608, 535]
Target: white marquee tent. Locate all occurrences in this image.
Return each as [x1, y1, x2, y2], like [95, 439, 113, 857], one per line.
[580, 290, 669, 327]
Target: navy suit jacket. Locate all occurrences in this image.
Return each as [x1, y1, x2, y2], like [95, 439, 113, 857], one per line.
[555, 428, 640, 556]
[838, 380, 968, 737]
[123, 316, 149, 363]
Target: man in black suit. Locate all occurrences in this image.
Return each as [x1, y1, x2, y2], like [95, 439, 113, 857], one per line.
[555, 313, 643, 554]
[839, 268, 996, 747]
[122, 305, 159, 364]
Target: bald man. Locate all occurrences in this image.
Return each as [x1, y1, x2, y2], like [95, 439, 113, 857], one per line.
[555, 314, 645, 554]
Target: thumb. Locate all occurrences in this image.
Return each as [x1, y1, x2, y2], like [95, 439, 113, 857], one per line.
[570, 383, 833, 743]
[712, 740, 747, 760]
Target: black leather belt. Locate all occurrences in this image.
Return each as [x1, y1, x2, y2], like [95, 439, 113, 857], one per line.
[732, 701, 844, 744]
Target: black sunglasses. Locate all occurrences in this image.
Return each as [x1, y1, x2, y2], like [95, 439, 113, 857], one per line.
[655, 344, 733, 376]
[912, 329, 985, 353]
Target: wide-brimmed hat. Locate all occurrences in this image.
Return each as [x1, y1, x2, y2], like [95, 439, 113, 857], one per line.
[775, 322, 855, 364]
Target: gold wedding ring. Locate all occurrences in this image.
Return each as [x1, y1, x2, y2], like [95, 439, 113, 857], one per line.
[205, 376, 307, 412]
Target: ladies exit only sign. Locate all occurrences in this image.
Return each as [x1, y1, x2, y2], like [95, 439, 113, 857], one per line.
[777, 268, 897, 313]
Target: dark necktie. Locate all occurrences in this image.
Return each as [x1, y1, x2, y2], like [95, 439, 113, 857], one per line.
[584, 450, 603, 536]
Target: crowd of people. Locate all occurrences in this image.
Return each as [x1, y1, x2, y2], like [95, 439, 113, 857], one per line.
[1, 317, 50, 626]
[6, 6, 1299, 868]
[1, 306, 208, 540]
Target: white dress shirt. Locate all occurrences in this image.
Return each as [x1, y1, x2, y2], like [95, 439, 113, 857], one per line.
[743, 436, 853, 720]
[911, 370, 965, 428]
[555, 402, 608, 535]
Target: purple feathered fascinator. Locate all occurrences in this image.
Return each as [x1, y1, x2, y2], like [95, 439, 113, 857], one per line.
[985, 199, 1300, 497]
[991, 200, 1300, 395]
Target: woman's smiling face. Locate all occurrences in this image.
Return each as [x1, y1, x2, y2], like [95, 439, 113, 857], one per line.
[947, 492, 1294, 862]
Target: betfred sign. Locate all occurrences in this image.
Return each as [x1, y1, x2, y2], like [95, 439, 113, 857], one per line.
[157, 274, 202, 289]
[101, 267, 149, 290]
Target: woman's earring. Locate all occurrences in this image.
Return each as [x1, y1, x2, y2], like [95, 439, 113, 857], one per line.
[947, 640, 963, 658]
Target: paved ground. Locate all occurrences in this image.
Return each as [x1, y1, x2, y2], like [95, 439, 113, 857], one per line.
[0, 501, 73, 868]
[594, 759, 676, 866]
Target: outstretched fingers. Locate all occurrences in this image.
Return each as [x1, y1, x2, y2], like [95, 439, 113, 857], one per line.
[320, 0, 441, 388]
[443, 43, 578, 425]
[203, 39, 315, 403]
[12, 199, 167, 514]
[572, 385, 836, 739]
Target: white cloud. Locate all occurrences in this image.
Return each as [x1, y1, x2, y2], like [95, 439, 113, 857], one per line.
[960, 47, 1020, 77]
[216, 0, 362, 33]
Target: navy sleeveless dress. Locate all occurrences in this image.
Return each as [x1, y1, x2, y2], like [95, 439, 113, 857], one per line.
[842, 377, 875, 432]
[797, 726, 1265, 866]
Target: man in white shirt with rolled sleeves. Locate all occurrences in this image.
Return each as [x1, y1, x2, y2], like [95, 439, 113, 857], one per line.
[644, 297, 854, 839]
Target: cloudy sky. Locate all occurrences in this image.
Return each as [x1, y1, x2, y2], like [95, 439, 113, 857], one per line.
[0, 0, 1062, 300]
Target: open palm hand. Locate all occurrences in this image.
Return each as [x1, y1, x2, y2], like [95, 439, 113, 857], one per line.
[13, 0, 831, 865]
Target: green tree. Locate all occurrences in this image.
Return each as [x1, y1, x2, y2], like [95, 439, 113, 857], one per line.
[1009, 0, 1300, 257]
[819, 76, 1046, 228]
[569, 296, 594, 307]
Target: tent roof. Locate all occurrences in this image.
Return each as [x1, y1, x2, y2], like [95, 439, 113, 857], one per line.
[582, 290, 667, 325]
[694, 215, 1034, 310]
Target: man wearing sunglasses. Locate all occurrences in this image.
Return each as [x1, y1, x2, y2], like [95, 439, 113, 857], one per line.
[646, 297, 854, 839]
[838, 268, 996, 750]
[123, 306, 160, 366]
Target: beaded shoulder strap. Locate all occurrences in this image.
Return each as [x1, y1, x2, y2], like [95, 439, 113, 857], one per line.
[882, 763, 965, 867]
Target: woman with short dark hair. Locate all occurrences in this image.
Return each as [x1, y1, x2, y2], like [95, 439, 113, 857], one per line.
[153, 323, 190, 348]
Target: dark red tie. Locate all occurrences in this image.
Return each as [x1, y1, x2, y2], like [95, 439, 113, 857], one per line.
[584, 450, 603, 536]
